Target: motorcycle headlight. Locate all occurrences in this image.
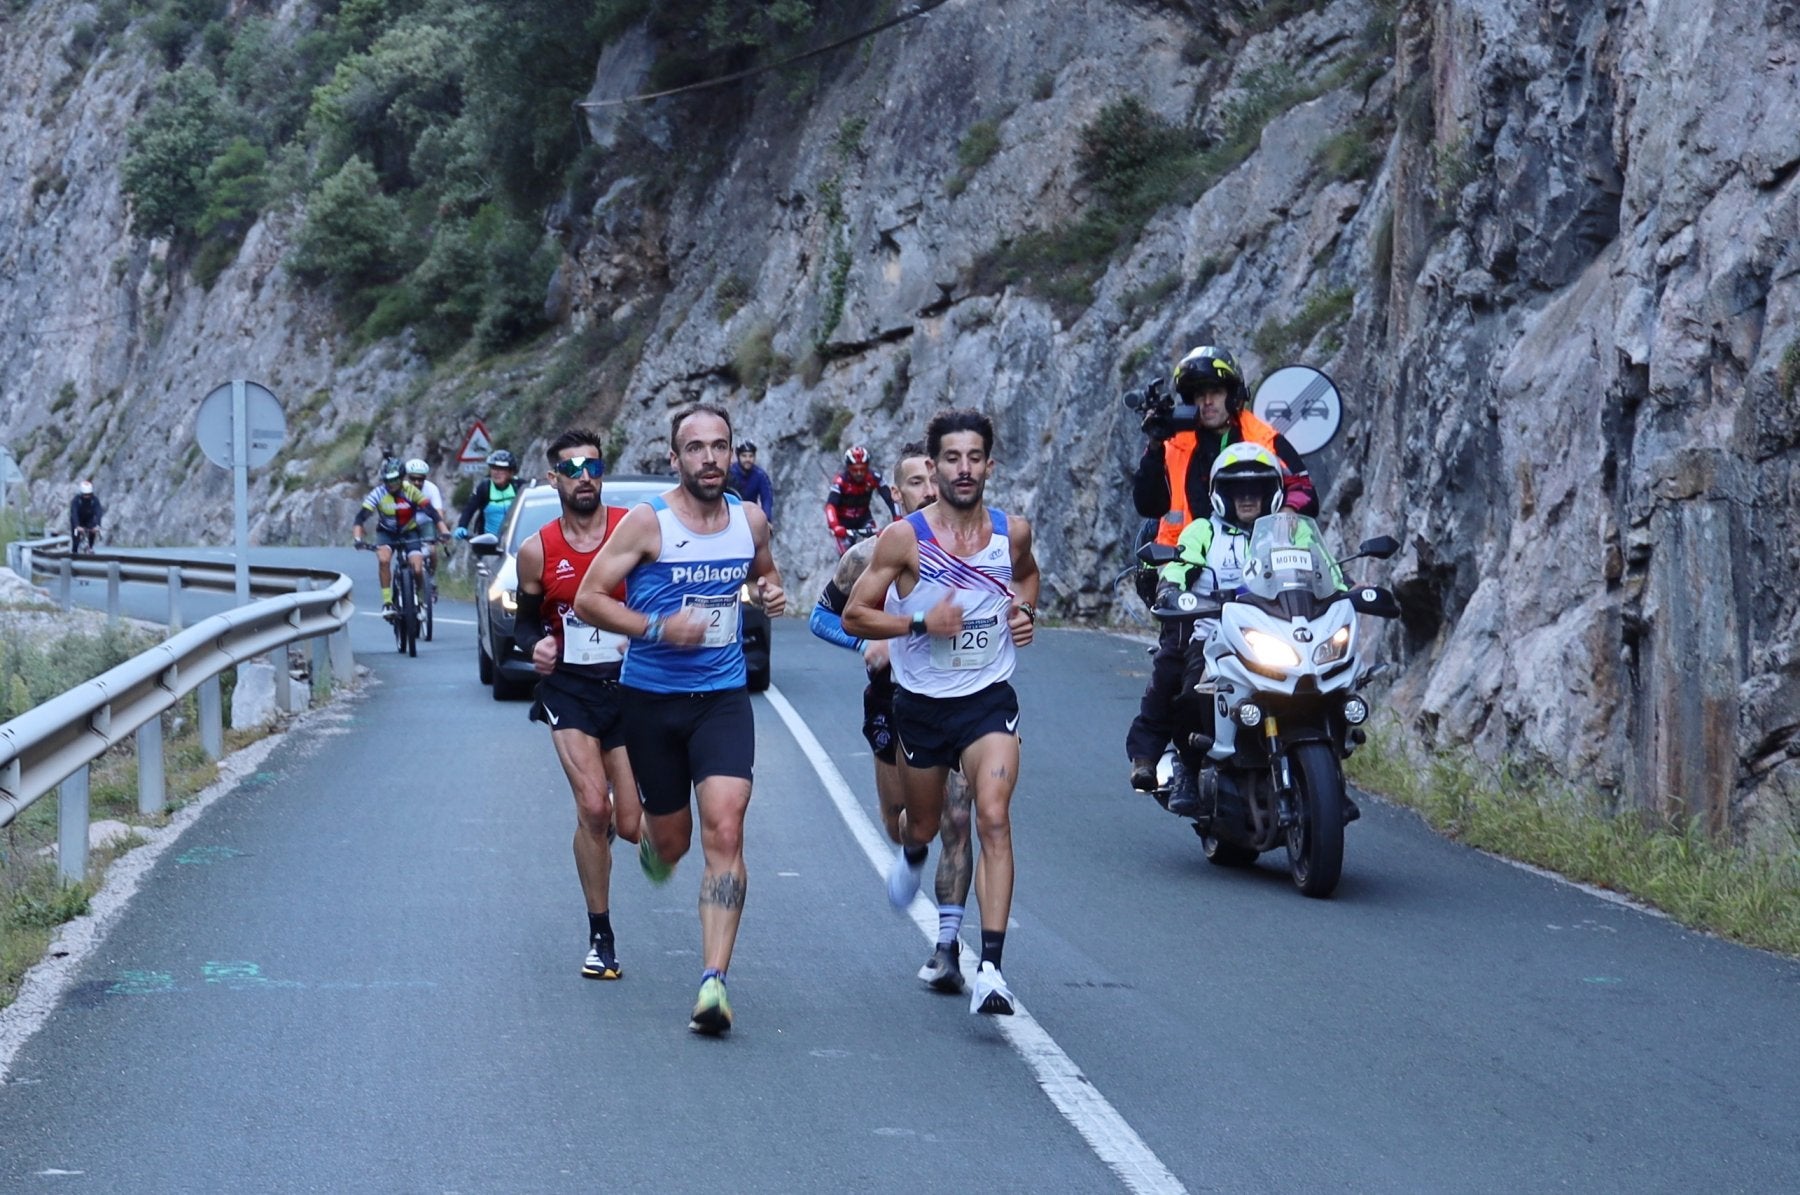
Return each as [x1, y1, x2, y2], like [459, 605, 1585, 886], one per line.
[1313, 625, 1352, 665]
[1242, 629, 1300, 670]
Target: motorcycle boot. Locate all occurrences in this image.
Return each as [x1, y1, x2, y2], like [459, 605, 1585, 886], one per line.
[1129, 757, 1159, 793]
[1166, 757, 1201, 817]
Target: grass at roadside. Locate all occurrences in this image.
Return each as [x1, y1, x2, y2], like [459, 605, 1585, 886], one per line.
[1348, 719, 1800, 957]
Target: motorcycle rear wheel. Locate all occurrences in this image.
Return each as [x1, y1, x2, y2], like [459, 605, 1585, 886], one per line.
[1286, 742, 1346, 898]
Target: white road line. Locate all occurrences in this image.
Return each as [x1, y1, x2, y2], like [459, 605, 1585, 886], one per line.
[763, 685, 1185, 1195]
[356, 611, 476, 626]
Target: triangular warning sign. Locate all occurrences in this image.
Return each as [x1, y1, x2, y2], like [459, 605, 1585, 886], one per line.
[457, 420, 493, 463]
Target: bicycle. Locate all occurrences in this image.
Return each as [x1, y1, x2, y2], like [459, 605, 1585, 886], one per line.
[356, 535, 430, 657]
[71, 526, 100, 555]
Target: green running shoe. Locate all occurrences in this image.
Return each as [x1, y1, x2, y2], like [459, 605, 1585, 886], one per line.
[638, 837, 673, 885]
[689, 977, 733, 1035]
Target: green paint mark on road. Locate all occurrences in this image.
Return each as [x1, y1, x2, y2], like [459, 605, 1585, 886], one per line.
[108, 970, 177, 996]
[203, 960, 302, 989]
[176, 845, 245, 865]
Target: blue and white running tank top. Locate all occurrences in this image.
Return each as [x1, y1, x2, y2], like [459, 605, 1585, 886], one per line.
[886, 508, 1016, 699]
[621, 494, 755, 693]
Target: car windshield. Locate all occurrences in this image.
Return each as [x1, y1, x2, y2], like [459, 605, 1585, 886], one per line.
[503, 478, 672, 556]
[1241, 513, 1344, 602]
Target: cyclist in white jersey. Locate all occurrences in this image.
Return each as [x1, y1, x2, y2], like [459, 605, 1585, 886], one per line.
[574, 404, 785, 1036]
[843, 408, 1040, 1016]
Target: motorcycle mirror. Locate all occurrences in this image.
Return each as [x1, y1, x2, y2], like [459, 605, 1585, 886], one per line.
[1348, 584, 1402, 619]
[1137, 542, 1178, 566]
[1356, 535, 1400, 560]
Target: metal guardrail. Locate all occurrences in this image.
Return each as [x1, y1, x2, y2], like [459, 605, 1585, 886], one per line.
[3, 541, 356, 883]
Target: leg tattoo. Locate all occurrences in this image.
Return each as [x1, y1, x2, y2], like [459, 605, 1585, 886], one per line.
[700, 872, 747, 911]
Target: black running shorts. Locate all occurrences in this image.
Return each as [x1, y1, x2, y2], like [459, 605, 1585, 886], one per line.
[863, 666, 898, 764]
[620, 686, 755, 816]
[892, 680, 1020, 771]
[530, 670, 628, 750]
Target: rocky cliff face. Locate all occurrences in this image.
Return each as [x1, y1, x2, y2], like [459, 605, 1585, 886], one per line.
[3, 0, 1796, 844]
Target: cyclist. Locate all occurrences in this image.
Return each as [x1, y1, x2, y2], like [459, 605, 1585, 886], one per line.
[727, 441, 775, 523]
[403, 458, 450, 596]
[69, 480, 104, 553]
[455, 449, 520, 541]
[1125, 345, 1317, 792]
[352, 461, 451, 618]
[825, 444, 897, 555]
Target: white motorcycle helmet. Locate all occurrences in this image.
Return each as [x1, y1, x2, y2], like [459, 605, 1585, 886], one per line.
[1209, 442, 1286, 530]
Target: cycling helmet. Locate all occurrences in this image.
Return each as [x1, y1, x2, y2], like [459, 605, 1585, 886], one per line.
[404, 457, 429, 477]
[77, 480, 94, 495]
[1209, 442, 1285, 529]
[486, 450, 516, 470]
[381, 460, 404, 482]
[736, 441, 757, 454]
[844, 445, 871, 468]
[1173, 345, 1249, 412]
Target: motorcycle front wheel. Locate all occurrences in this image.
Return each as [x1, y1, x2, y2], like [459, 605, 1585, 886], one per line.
[1286, 742, 1346, 898]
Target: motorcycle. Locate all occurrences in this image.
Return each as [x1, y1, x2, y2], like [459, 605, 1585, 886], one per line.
[1140, 514, 1400, 898]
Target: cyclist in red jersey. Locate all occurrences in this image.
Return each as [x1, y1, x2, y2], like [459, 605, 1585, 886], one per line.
[512, 428, 644, 982]
[825, 444, 898, 555]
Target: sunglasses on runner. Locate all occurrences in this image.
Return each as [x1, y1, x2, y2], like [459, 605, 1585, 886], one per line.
[552, 456, 605, 479]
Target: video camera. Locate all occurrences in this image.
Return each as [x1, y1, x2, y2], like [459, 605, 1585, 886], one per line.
[1122, 376, 1198, 440]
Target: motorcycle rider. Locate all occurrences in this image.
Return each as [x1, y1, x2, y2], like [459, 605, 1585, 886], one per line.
[69, 480, 104, 552]
[1124, 346, 1318, 793]
[455, 449, 520, 541]
[824, 445, 898, 555]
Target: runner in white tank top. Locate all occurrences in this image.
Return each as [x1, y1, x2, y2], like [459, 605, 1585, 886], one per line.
[842, 409, 1041, 1016]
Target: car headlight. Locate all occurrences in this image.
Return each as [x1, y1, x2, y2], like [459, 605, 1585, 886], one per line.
[488, 575, 517, 613]
[739, 582, 755, 605]
[1242, 629, 1300, 670]
[1313, 625, 1352, 665]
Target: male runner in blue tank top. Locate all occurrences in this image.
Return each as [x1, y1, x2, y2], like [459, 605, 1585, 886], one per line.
[573, 404, 785, 1035]
[842, 408, 1040, 1015]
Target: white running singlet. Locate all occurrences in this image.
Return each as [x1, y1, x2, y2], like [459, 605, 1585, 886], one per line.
[886, 508, 1016, 699]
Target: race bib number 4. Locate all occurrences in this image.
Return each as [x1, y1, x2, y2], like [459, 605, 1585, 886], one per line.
[682, 593, 739, 647]
[1270, 548, 1314, 573]
[562, 611, 625, 665]
[931, 615, 1001, 670]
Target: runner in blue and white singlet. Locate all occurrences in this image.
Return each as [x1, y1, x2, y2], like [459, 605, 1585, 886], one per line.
[621, 493, 756, 694]
[885, 507, 1017, 699]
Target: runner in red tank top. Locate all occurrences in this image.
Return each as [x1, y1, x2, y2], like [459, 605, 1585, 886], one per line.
[511, 428, 643, 983]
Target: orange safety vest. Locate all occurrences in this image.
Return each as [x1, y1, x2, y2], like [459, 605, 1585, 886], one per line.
[1153, 411, 1280, 546]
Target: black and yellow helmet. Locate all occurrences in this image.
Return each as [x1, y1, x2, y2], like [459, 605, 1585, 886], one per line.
[1172, 345, 1249, 412]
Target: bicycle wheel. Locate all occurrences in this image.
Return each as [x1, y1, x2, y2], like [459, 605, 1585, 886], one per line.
[393, 566, 413, 655]
[423, 560, 435, 642]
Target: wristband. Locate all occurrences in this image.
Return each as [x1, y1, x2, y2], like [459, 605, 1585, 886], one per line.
[910, 610, 926, 635]
[1017, 601, 1037, 623]
[640, 612, 665, 644]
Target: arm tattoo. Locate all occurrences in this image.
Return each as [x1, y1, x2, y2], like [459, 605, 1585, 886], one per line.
[832, 541, 872, 591]
[700, 872, 746, 910]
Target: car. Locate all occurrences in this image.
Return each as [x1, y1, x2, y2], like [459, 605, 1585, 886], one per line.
[468, 476, 771, 700]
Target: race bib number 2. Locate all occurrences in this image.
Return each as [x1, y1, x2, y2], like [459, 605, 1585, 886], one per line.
[931, 615, 1001, 670]
[562, 611, 626, 665]
[682, 593, 739, 647]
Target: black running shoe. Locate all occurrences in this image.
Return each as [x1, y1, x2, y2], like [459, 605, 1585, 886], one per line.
[917, 943, 965, 994]
[581, 938, 621, 980]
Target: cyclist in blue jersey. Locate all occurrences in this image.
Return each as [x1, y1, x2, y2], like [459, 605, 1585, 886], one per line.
[454, 450, 520, 540]
[573, 403, 785, 1036]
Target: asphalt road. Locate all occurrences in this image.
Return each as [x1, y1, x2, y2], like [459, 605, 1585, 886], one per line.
[3, 547, 1798, 1192]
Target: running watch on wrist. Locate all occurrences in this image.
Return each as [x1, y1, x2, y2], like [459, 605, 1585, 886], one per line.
[910, 610, 926, 635]
[1017, 601, 1038, 623]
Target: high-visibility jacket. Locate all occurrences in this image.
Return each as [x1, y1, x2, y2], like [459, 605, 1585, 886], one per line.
[1153, 411, 1281, 547]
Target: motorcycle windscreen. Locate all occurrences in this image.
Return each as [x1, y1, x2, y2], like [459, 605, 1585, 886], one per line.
[1241, 513, 1345, 602]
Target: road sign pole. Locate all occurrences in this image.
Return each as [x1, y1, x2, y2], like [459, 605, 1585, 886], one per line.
[233, 379, 251, 606]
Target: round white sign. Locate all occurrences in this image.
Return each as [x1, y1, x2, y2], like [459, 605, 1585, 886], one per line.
[1252, 366, 1343, 455]
[196, 381, 287, 469]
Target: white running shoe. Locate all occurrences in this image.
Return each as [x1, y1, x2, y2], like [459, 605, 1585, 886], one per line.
[886, 847, 924, 909]
[969, 961, 1015, 1016]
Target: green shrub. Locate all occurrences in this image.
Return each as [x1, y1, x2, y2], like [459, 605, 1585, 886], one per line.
[120, 65, 226, 239]
[1253, 285, 1355, 361]
[290, 156, 406, 291]
[958, 120, 1001, 170]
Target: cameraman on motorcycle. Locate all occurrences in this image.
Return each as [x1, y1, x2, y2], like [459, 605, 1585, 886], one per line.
[1124, 346, 1318, 793]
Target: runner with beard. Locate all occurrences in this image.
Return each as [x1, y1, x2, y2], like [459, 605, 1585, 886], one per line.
[574, 404, 785, 1035]
[514, 428, 643, 981]
[810, 443, 975, 993]
[842, 408, 1040, 1015]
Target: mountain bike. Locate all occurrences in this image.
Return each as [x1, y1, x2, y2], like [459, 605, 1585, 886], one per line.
[356, 537, 429, 657]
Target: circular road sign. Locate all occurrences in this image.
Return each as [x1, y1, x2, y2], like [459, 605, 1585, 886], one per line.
[1252, 366, 1343, 455]
[196, 381, 287, 469]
